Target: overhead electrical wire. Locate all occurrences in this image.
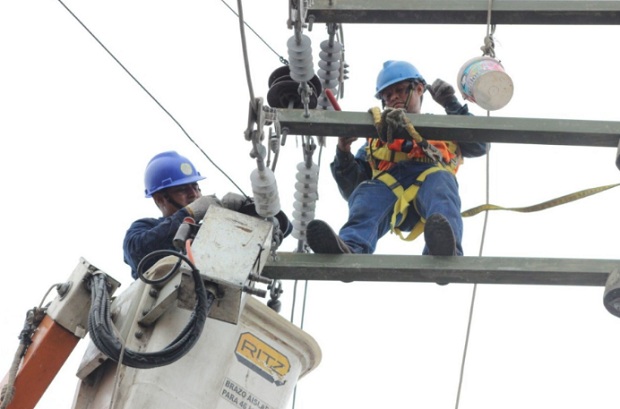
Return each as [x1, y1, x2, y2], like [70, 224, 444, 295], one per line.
[56, 0, 257, 197]
[220, 0, 289, 66]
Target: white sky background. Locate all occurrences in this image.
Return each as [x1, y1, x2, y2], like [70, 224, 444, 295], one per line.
[1, 1, 620, 408]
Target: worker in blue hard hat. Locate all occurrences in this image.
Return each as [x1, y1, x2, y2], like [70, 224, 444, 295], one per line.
[124, 151, 292, 279]
[306, 60, 489, 263]
[122, 151, 245, 279]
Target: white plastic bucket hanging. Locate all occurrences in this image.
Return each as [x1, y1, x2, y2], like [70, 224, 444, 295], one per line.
[457, 56, 513, 111]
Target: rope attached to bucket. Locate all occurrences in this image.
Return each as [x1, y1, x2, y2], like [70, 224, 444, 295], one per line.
[480, 0, 496, 57]
[455, 2, 494, 409]
[481, 25, 496, 58]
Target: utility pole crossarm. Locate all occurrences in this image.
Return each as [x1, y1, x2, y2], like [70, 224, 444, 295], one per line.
[307, 0, 620, 25]
[263, 253, 619, 286]
[276, 109, 620, 148]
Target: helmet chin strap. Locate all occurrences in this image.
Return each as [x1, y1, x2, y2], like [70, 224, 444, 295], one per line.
[403, 82, 415, 112]
[164, 193, 184, 212]
[381, 81, 416, 110]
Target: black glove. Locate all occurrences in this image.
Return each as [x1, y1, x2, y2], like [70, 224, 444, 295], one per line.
[238, 198, 292, 238]
[428, 78, 459, 108]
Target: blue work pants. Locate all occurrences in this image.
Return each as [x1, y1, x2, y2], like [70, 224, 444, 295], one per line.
[339, 161, 464, 255]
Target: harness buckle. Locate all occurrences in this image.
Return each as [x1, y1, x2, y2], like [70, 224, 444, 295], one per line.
[421, 142, 446, 164]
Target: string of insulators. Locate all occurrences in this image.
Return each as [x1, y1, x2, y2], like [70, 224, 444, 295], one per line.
[250, 167, 281, 219]
[291, 161, 319, 241]
[317, 39, 343, 110]
[287, 34, 315, 83]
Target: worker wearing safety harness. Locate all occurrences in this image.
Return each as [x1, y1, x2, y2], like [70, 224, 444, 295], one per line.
[306, 60, 488, 256]
[123, 151, 291, 279]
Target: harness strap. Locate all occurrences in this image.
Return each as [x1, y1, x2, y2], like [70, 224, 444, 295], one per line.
[370, 147, 437, 164]
[375, 165, 448, 241]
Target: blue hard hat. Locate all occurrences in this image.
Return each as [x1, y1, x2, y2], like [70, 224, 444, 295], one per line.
[375, 60, 425, 99]
[144, 151, 206, 197]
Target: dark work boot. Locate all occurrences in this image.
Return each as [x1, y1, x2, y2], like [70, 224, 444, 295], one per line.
[424, 214, 457, 256]
[306, 220, 352, 254]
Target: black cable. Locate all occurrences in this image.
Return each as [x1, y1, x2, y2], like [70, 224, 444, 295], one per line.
[136, 249, 185, 285]
[56, 0, 246, 196]
[87, 258, 212, 369]
[219, 0, 289, 65]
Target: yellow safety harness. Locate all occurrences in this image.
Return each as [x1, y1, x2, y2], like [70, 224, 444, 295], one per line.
[367, 106, 460, 241]
[366, 107, 620, 241]
[374, 167, 448, 241]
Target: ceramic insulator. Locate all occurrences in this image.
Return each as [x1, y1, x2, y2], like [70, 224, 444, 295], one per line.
[317, 40, 343, 110]
[250, 167, 281, 218]
[287, 34, 315, 83]
[291, 162, 319, 241]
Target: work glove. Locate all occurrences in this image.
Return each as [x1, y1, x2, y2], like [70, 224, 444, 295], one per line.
[379, 107, 411, 143]
[428, 78, 459, 108]
[185, 195, 221, 221]
[221, 192, 247, 211]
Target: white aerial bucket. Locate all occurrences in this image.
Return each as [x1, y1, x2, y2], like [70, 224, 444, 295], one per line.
[71, 208, 322, 409]
[72, 293, 322, 409]
[457, 56, 514, 111]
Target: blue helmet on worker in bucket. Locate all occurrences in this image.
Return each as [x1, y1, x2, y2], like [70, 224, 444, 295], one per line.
[144, 151, 206, 197]
[375, 60, 426, 99]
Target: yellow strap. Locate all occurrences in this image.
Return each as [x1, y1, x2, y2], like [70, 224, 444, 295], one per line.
[402, 115, 425, 144]
[376, 166, 448, 242]
[369, 106, 383, 135]
[367, 143, 411, 163]
[377, 177, 618, 242]
[461, 182, 620, 217]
